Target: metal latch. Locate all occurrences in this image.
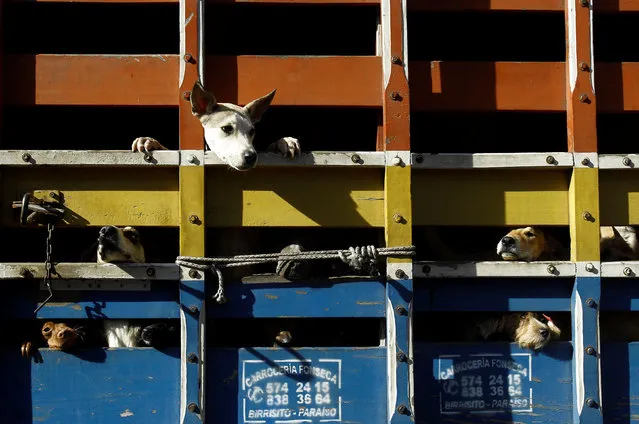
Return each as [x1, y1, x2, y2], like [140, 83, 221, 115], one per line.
[12, 190, 65, 225]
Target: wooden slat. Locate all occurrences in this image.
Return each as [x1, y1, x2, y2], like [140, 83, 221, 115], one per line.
[410, 61, 565, 111]
[205, 56, 382, 107]
[4, 54, 178, 106]
[412, 169, 570, 226]
[408, 0, 564, 11]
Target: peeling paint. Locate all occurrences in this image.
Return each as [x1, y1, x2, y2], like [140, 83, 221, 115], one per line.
[265, 294, 278, 300]
[185, 12, 194, 26]
[120, 409, 134, 418]
[356, 301, 382, 305]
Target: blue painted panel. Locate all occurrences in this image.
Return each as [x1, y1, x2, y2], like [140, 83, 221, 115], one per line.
[208, 347, 387, 423]
[601, 342, 639, 423]
[0, 284, 179, 319]
[414, 278, 573, 312]
[414, 342, 573, 423]
[30, 348, 180, 424]
[208, 280, 386, 318]
[0, 348, 32, 424]
[601, 279, 639, 311]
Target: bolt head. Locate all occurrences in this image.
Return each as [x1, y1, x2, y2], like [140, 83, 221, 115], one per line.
[189, 215, 199, 224]
[395, 269, 407, 279]
[585, 398, 597, 408]
[22, 152, 31, 162]
[579, 62, 589, 71]
[585, 263, 595, 272]
[547, 265, 557, 274]
[579, 93, 589, 103]
[183, 91, 192, 101]
[397, 351, 407, 362]
[395, 305, 408, 315]
[351, 154, 362, 164]
[187, 402, 199, 413]
[624, 267, 633, 276]
[581, 158, 590, 166]
[583, 211, 593, 221]
[143, 153, 153, 163]
[546, 155, 555, 165]
[146, 267, 156, 277]
[189, 269, 201, 279]
[189, 305, 199, 314]
[580, 0, 589, 6]
[585, 298, 596, 308]
[183, 53, 194, 63]
[188, 154, 198, 164]
[390, 91, 401, 101]
[391, 55, 401, 64]
[187, 353, 198, 363]
[393, 156, 403, 166]
[415, 154, 424, 164]
[623, 157, 632, 167]
[396, 404, 409, 415]
[422, 264, 431, 275]
[393, 214, 403, 223]
[585, 346, 596, 355]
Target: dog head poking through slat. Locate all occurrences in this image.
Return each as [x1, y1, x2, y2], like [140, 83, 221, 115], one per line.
[514, 312, 561, 351]
[41, 321, 82, 351]
[496, 227, 560, 262]
[97, 226, 145, 263]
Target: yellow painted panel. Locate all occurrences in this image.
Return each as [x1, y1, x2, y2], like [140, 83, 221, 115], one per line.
[206, 168, 384, 227]
[569, 168, 600, 262]
[1, 168, 178, 226]
[180, 166, 205, 257]
[385, 165, 412, 263]
[600, 171, 639, 225]
[412, 169, 570, 226]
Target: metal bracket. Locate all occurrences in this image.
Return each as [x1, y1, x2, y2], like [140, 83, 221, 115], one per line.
[12, 190, 65, 225]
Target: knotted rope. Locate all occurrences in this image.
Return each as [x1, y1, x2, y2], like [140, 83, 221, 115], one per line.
[176, 245, 416, 304]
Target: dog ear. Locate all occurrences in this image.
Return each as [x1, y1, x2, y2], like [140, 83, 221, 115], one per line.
[244, 89, 276, 124]
[191, 80, 217, 117]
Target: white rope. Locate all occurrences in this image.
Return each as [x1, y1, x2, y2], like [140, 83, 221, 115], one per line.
[177, 245, 415, 304]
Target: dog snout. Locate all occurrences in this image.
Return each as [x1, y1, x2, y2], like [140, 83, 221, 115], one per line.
[501, 236, 515, 247]
[100, 226, 118, 237]
[539, 329, 549, 339]
[243, 150, 258, 167]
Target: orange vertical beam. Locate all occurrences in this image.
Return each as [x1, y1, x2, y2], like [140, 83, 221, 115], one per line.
[180, 0, 204, 151]
[565, 0, 597, 152]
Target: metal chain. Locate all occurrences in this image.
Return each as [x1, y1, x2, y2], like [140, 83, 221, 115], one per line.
[34, 223, 55, 314]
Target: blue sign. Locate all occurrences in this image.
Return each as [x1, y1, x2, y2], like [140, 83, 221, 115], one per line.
[437, 353, 532, 414]
[241, 358, 342, 423]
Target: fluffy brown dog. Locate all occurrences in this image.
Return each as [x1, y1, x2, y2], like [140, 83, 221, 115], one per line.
[473, 312, 561, 351]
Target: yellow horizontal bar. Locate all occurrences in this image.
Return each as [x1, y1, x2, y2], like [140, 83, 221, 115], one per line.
[600, 170, 639, 225]
[1, 168, 178, 226]
[206, 168, 384, 227]
[412, 169, 570, 226]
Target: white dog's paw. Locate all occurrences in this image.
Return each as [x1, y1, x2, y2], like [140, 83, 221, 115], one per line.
[273, 137, 301, 159]
[131, 137, 168, 154]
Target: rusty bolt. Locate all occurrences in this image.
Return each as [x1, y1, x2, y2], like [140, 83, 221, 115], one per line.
[189, 215, 199, 224]
[393, 213, 403, 223]
[391, 55, 402, 65]
[395, 305, 408, 315]
[579, 62, 590, 72]
[187, 353, 199, 363]
[624, 267, 633, 276]
[351, 154, 362, 164]
[415, 154, 424, 164]
[146, 267, 156, 277]
[397, 351, 407, 362]
[583, 211, 593, 221]
[422, 264, 431, 275]
[580, 0, 589, 6]
[585, 298, 596, 308]
[585, 398, 597, 408]
[183, 53, 194, 63]
[396, 404, 409, 415]
[585, 346, 596, 356]
[183, 91, 192, 101]
[581, 158, 590, 166]
[393, 156, 403, 166]
[390, 91, 401, 101]
[623, 157, 632, 167]
[579, 94, 589, 103]
[189, 269, 201, 279]
[585, 263, 596, 273]
[546, 155, 556, 165]
[547, 264, 557, 275]
[187, 402, 199, 413]
[143, 153, 153, 163]
[21, 152, 32, 162]
[395, 269, 407, 279]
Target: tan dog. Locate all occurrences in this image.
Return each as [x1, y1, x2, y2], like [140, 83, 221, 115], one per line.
[21, 321, 83, 358]
[496, 227, 564, 261]
[97, 225, 145, 264]
[475, 312, 561, 351]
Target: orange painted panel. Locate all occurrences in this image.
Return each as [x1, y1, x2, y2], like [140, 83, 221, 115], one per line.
[408, 0, 563, 11]
[205, 56, 382, 107]
[4, 54, 178, 106]
[598, 63, 639, 113]
[410, 61, 566, 112]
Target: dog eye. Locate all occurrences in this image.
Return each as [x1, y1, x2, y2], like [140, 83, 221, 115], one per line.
[524, 231, 535, 238]
[42, 326, 52, 333]
[248, 127, 255, 136]
[221, 125, 233, 134]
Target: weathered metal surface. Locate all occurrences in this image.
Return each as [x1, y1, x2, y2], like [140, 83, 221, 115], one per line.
[414, 342, 574, 423]
[412, 152, 574, 169]
[601, 343, 639, 422]
[0, 263, 179, 280]
[408, 0, 639, 11]
[205, 151, 386, 168]
[414, 277, 573, 312]
[29, 348, 180, 424]
[208, 279, 385, 318]
[412, 169, 569, 226]
[205, 168, 384, 227]
[415, 261, 577, 278]
[0, 150, 179, 167]
[208, 347, 387, 423]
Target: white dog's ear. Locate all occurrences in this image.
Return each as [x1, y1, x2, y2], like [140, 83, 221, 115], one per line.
[244, 89, 276, 124]
[191, 80, 217, 117]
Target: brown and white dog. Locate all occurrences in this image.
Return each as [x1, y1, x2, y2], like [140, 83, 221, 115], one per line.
[496, 225, 638, 261]
[473, 312, 562, 351]
[131, 80, 301, 171]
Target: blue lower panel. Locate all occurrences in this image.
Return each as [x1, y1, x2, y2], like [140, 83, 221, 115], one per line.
[414, 342, 573, 423]
[26, 348, 179, 424]
[208, 347, 387, 423]
[601, 342, 639, 422]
